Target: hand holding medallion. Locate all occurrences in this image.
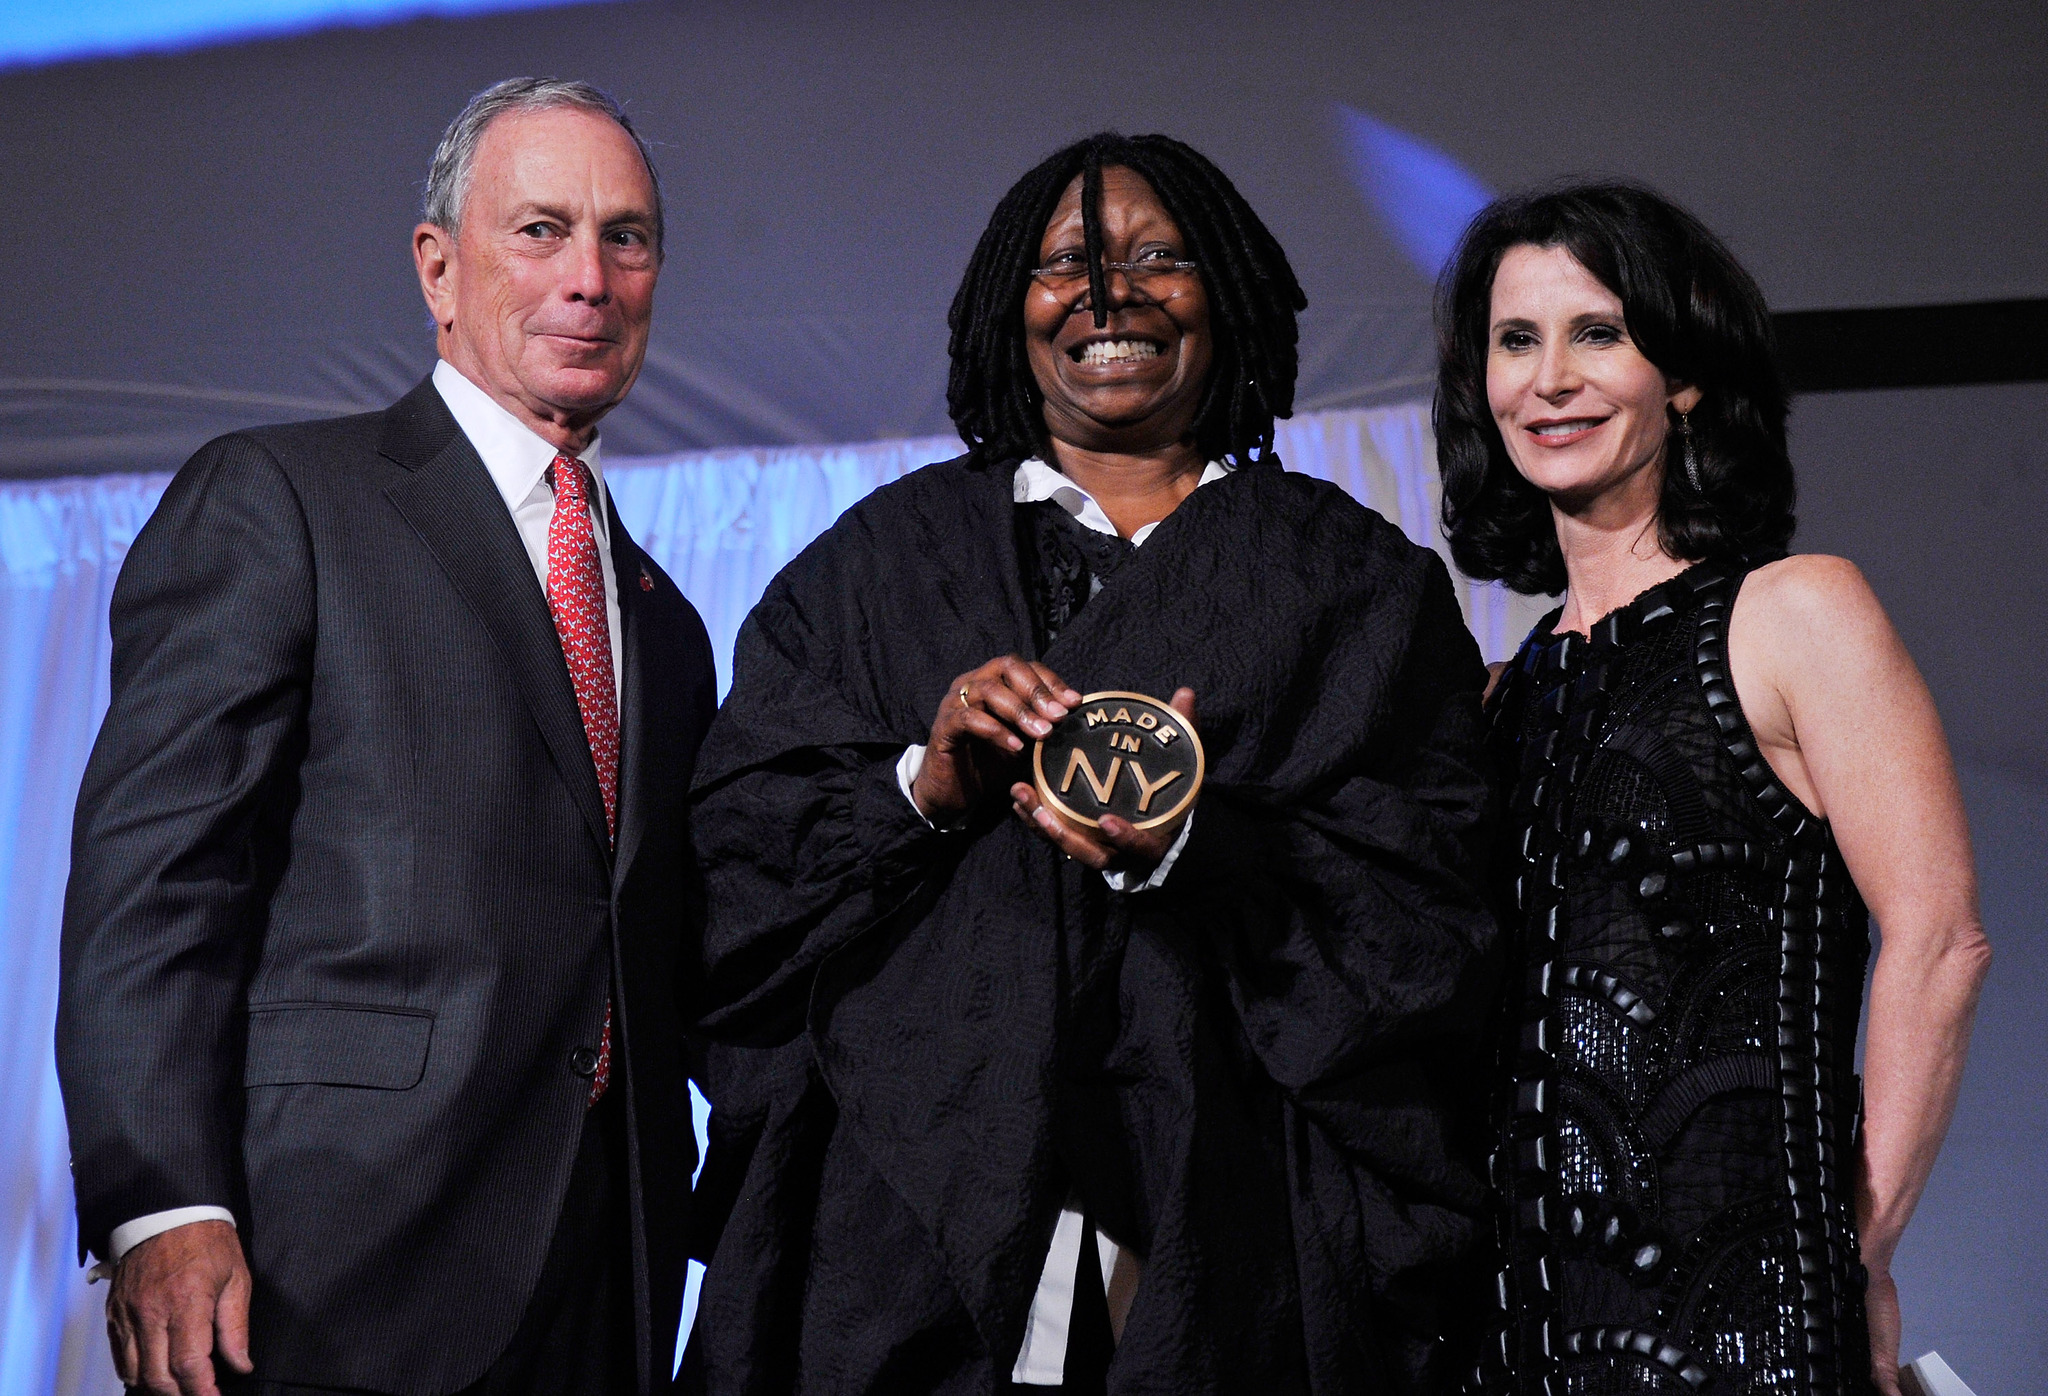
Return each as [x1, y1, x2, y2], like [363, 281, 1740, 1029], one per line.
[1011, 686, 1199, 874]
[913, 655, 1082, 823]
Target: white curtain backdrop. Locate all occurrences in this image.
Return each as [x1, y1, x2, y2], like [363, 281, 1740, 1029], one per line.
[0, 474, 171, 1396]
[610, 404, 1550, 700]
[0, 401, 1548, 1396]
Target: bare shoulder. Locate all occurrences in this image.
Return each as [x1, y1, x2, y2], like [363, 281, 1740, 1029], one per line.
[1731, 554, 1926, 753]
[1737, 554, 1895, 656]
[1745, 553, 1880, 613]
[1727, 557, 1936, 819]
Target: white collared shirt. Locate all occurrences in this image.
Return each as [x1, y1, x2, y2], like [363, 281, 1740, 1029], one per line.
[101, 362, 628, 1271]
[1010, 454, 1232, 544]
[431, 359, 624, 712]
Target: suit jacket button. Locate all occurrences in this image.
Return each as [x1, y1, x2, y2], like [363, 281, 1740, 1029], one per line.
[569, 1046, 601, 1078]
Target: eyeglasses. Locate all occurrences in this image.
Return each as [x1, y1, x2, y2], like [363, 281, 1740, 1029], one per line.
[1028, 257, 1199, 289]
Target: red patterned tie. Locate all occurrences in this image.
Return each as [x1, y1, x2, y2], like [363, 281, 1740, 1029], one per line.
[546, 455, 616, 1105]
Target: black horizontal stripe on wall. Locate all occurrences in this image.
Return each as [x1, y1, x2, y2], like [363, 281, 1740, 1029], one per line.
[1774, 299, 2048, 393]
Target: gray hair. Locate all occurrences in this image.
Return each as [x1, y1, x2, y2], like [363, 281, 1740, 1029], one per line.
[422, 76, 664, 250]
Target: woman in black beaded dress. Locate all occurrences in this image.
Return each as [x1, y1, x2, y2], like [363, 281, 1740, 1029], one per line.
[685, 135, 1498, 1394]
[1434, 185, 1990, 1396]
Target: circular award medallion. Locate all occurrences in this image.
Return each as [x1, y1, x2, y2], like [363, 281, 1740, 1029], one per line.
[1031, 691, 1205, 832]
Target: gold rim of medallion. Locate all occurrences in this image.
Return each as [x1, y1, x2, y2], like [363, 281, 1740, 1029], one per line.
[1030, 690, 1206, 832]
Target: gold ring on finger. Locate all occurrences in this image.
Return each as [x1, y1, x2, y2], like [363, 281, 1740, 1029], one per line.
[959, 686, 972, 709]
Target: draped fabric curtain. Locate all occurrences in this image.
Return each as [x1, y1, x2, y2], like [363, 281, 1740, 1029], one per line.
[1, 475, 172, 1396]
[0, 401, 1546, 1396]
[608, 404, 1548, 701]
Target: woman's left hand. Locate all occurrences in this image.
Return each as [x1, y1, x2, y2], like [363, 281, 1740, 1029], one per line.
[1009, 687, 1197, 876]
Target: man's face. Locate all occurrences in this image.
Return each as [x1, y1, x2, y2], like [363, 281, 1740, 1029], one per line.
[415, 105, 660, 444]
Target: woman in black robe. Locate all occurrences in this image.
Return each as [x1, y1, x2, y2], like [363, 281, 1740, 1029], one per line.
[684, 132, 1499, 1396]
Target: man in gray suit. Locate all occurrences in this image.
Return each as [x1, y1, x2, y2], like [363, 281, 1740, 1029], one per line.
[58, 78, 712, 1396]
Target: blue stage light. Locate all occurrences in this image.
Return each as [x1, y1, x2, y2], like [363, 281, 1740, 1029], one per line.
[1333, 103, 1494, 280]
[0, 0, 615, 72]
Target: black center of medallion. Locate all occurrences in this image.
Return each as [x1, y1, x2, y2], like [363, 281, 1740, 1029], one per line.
[1032, 690, 1205, 830]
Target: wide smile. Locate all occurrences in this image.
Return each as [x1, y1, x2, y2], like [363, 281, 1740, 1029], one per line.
[1066, 334, 1166, 369]
[1524, 416, 1609, 447]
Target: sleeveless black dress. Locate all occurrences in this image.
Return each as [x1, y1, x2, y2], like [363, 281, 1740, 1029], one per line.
[1472, 558, 1873, 1395]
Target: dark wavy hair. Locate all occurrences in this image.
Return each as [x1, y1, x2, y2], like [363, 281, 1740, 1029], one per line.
[1433, 182, 1795, 595]
[947, 132, 1307, 466]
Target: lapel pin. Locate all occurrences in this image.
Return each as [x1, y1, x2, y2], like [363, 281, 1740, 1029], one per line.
[638, 565, 653, 592]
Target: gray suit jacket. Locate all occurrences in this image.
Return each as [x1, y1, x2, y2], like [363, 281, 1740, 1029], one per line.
[57, 376, 715, 1395]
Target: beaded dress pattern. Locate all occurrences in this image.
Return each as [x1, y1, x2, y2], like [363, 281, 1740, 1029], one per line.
[1473, 559, 1872, 1395]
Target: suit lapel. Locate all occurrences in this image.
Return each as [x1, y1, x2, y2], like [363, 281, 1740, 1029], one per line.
[378, 377, 612, 861]
[608, 495, 655, 887]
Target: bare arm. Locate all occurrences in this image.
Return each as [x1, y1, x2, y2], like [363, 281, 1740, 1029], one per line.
[1730, 555, 1991, 1396]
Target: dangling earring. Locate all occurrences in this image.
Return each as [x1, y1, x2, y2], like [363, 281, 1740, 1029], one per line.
[1678, 410, 1702, 492]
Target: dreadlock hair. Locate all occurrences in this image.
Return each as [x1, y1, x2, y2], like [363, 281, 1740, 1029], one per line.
[1434, 181, 1795, 595]
[947, 132, 1308, 467]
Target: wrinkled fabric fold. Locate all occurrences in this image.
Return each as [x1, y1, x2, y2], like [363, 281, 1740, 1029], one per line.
[687, 452, 1499, 1394]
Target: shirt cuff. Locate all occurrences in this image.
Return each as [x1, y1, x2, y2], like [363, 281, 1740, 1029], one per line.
[108, 1207, 237, 1265]
[896, 744, 967, 832]
[902, 744, 1191, 884]
[1102, 813, 1195, 893]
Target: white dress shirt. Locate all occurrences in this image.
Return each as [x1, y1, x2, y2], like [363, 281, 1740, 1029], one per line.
[431, 358, 623, 710]
[897, 455, 1232, 1383]
[102, 361, 623, 1270]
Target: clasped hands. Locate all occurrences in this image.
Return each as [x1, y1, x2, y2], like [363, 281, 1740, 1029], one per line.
[911, 654, 1197, 875]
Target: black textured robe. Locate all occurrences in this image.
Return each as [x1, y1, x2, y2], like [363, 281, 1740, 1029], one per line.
[683, 453, 1500, 1395]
